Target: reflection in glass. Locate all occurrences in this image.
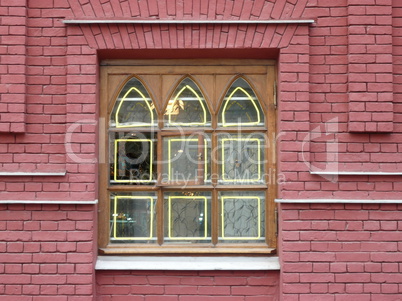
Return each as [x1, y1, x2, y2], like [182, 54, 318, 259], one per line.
[163, 135, 210, 184]
[219, 77, 264, 127]
[111, 77, 156, 128]
[110, 193, 157, 243]
[219, 134, 264, 184]
[110, 132, 156, 184]
[219, 191, 265, 243]
[164, 77, 211, 126]
[164, 191, 211, 243]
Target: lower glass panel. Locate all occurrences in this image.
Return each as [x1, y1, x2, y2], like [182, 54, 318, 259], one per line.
[110, 192, 157, 244]
[218, 191, 265, 243]
[163, 191, 211, 244]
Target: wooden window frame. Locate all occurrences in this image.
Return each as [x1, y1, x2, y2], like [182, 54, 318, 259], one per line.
[99, 59, 277, 255]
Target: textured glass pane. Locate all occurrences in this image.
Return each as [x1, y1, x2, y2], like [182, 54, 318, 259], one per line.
[162, 135, 210, 184]
[164, 77, 211, 127]
[110, 192, 157, 243]
[163, 191, 211, 243]
[219, 191, 265, 243]
[110, 132, 156, 184]
[219, 134, 265, 184]
[111, 77, 156, 127]
[218, 78, 264, 127]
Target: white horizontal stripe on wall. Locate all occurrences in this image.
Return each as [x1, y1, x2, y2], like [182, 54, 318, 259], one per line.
[0, 200, 98, 204]
[276, 199, 402, 204]
[0, 172, 66, 176]
[63, 19, 315, 25]
[310, 171, 402, 176]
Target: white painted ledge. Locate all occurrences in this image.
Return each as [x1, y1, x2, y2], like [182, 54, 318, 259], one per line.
[0, 199, 98, 205]
[276, 199, 402, 204]
[0, 171, 66, 176]
[63, 19, 315, 25]
[310, 171, 402, 176]
[95, 256, 280, 271]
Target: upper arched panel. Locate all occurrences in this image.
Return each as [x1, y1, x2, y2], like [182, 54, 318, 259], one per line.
[164, 77, 211, 127]
[218, 78, 265, 127]
[111, 77, 157, 128]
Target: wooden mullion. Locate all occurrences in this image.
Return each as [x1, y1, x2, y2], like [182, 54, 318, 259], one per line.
[211, 129, 219, 246]
[214, 127, 267, 133]
[211, 189, 219, 246]
[211, 132, 218, 187]
[162, 185, 214, 191]
[156, 130, 163, 245]
[266, 65, 277, 248]
[108, 185, 159, 192]
[197, 134, 204, 185]
[215, 185, 267, 191]
[157, 188, 164, 245]
[156, 131, 163, 187]
[98, 66, 110, 249]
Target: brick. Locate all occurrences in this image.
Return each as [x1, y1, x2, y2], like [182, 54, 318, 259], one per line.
[0, 275, 31, 284]
[32, 231, 67, 242]
[335, 273, 371, 283]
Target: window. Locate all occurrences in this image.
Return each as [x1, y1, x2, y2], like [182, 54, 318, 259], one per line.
[99, 60, 277, 254]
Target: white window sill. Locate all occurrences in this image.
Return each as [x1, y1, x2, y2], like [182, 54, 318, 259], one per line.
[95, 256, 280, 271]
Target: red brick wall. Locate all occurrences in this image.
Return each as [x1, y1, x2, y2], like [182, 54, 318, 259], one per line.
[96, 270, 279, 301]
[1, 0, 402, 300]
[280, 203, 402, 300]
[0, 0, 401, 198]
[0, 204, 96, 300]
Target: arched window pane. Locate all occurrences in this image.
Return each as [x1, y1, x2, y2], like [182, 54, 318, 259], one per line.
[111, 77, 156, 128]
[164, 78, 211, 127]
[219, 78, 264, 127]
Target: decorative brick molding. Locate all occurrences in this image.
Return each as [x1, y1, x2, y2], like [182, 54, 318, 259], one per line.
[0, 0, 27, 133]
[347, 0, 394, 132]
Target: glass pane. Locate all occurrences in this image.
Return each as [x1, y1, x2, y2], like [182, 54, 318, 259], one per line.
[218, 133, 265, 184]
[110, 132, 156, 185]
[162, 134, 211, 185]
[218, 77, 264, 127]
[110, 192, 157, 244]
[164, 77, 211, 127]
[111, 77, 157, 128]
[219, 191, 265, 243]
[163, 191, 211, 243]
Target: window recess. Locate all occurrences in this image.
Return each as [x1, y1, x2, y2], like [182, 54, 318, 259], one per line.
[99, 60, 277, 255]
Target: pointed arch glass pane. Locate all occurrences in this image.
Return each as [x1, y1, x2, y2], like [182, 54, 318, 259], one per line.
[164, 77, 211, 127]
[111, 77, 157, 128]
[219, 78, 265, 127]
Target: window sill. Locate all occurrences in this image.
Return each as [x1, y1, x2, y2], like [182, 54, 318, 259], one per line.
[95, 256, 280, 271]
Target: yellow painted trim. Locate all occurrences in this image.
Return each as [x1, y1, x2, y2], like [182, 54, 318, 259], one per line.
[220, 196, 261, 240]
[114, 139, 153, 183]
[167, 84, 207, 126]
[221, 138, 261, 182]
[167, 138, 208, 182]
[168, 196, 208, 240]
[221, 86, 261, 127]
[113, 196, 154, 240]
[115, 87, 155, 128]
